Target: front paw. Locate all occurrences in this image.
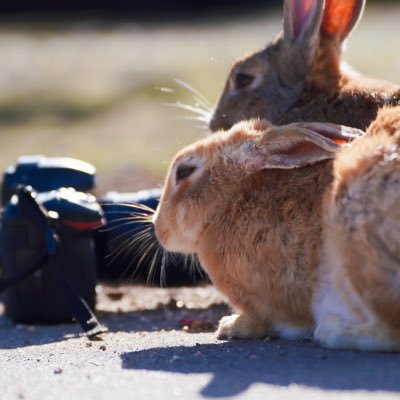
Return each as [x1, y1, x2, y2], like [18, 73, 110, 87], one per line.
[217, 314, 269, 340]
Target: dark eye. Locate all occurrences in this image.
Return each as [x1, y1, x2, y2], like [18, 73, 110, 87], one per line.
[234, 73, 255, 89]
[176, 165, 196, 182]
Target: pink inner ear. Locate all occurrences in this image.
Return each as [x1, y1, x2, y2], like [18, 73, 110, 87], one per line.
[297, 122, 364, 144]
[322, 0, 364, 41]
[288, 0, 318, 38]
[283, 141, 321, 157]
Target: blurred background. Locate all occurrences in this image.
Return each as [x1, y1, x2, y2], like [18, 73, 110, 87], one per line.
[0, 0, 399, 195]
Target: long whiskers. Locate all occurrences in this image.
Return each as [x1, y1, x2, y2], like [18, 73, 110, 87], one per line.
[165, 101, 210, 119]
[101, 202, 175, 286]
[174, 78, 212, 109]
[162, 79, 213, 131]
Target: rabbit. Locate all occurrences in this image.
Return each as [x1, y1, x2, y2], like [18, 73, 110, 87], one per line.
[209, 0, 400, 134]
[152, 119, 363, 341]
[313, 106, 400, 351]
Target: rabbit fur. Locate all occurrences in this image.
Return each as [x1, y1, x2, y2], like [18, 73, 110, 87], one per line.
[314, 107, 400, 351]
[209, 0, 400, 134]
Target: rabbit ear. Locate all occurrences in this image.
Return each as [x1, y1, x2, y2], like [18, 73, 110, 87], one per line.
[321, 0, 366, 42]
[283, 0, 325, 43]
[242, 122, 357, 173]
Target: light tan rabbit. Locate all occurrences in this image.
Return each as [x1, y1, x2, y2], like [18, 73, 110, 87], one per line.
[153, 119, 361, 341]
[154, 117, 400, 351]
[313, 107, 400, 351]
[209, 0, 400, 133]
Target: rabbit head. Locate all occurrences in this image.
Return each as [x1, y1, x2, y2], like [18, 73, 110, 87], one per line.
[153, 120, 356, 339]
[208, 0, 390, 132]
[153, 119, 348, 254]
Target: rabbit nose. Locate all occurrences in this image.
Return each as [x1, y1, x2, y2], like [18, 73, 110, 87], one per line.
[209, 114, 231, 132]
[209, 116, 220, 132]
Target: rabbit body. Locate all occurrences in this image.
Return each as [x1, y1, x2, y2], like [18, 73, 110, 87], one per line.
[198, 161, 331, 339]
[314, 107, 400, 350]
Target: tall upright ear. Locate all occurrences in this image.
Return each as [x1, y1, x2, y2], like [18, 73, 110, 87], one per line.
[321, 0, 366, 42]
[283, 0, 325, 44]
[241, 122, 348, 174]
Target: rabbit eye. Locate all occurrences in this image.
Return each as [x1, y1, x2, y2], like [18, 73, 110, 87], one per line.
[176, 165, 196, 182]
[233, 73, 255, 90]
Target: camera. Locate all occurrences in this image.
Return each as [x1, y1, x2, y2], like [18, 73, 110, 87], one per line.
[0, 155, 207, 328]
[0, 156, 105, 330]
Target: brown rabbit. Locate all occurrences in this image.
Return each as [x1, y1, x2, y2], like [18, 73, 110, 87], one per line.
[154, 117, 400, 351]
[209, 0, 400, 133]
[153, 119, 361, 340]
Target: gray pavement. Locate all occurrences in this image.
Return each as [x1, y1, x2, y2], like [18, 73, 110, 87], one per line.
[1, 285, 400, 400]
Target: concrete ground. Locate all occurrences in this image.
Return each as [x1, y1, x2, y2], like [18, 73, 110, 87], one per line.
[1, 285, 400, 400]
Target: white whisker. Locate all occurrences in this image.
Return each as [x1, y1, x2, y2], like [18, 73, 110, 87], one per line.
[178, 115, 210, 123]
[165, 101, 210, 118]
[174, 78, 212, 108]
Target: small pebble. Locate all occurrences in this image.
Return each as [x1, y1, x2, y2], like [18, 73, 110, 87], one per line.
[106, 292, 124, 301]
[170, 355, 181, 363]
[176, 300, 185, 308]
[54, 368, 63, 375]
[85, 342, 93, 348]
[99, 345, 107, 351]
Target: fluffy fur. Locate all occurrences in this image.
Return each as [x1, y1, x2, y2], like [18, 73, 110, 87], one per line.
[314, 107, 400, 350]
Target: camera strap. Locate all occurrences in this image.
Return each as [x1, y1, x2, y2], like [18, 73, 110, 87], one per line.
[47, 255, 108, 337]
[0, 185, 107, 338]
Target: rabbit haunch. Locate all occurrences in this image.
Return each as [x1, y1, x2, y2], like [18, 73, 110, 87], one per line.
[209, 0, 400, 133]
[314, 106, 400, 351]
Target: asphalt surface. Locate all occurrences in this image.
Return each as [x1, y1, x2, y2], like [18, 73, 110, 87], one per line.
[1, 285, 400, 400]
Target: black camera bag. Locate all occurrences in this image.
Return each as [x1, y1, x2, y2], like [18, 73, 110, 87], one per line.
[0, 186, 106, 336]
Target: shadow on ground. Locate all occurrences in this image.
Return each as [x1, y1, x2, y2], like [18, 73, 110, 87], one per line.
[0, 303, 228, 349]
[121, 339, 400, 398]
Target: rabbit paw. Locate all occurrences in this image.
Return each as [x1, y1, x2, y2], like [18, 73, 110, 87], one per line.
[315, 315, 400, 352]
[217, 313, 270, 340]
